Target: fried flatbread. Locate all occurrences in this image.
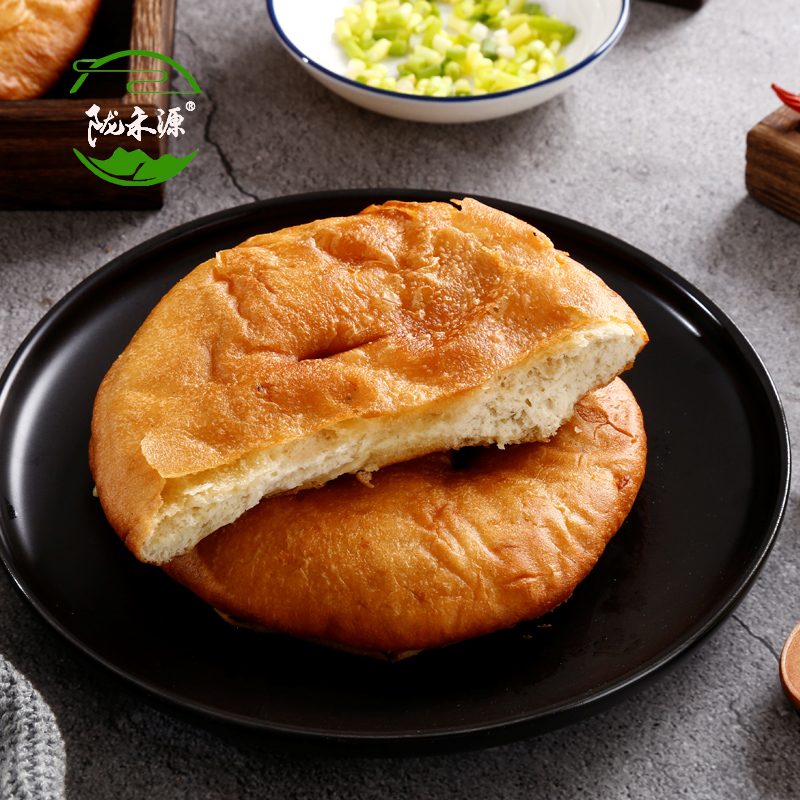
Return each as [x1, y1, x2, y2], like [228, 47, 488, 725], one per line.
[90, 199, 647, 564]
[164, 379, 646, 660]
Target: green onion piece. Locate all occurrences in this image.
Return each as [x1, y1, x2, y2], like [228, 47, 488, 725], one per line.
[343, 38, 367, 59]
[365, 38, 393, 60]
[381, 12, 407, 27]
[389, 38, 409, 56]
[508, 21, 532, 46]
[491, 71, 525, 91]
[431, 32, 452, 54]
[527, 38, 546, 55]
[334, 20, 353, 42]
[448, 15, 469, 33]
[415, 43, 443, 63]
[373, 25, 401, 40]
[352, 16, 372, 35]
[475, 63, 494, 85]
[510, 49, 528, 65]
[420, 15, 443, 45]
[529, 15, 575, 36]
[416, 63, 444, 78]
[479, 36, 498, 60]
[504, 13, 530, 31]
[444, 60, 463, 79]
[452, 0, 474, 18]
[536, 62, 555, 79]
[560, 27, 575, 46]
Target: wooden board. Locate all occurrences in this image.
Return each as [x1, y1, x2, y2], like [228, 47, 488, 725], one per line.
[746, 105, 800, 226]
[0, 0, 177, 211]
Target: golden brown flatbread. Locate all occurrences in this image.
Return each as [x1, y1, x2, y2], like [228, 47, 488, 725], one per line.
[164, 378, 647, 661]
[0, 0, 101, 99]
[90, 199, 647, 565]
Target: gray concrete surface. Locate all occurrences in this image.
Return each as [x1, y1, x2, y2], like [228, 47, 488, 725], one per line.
[2, 0, 800, 796]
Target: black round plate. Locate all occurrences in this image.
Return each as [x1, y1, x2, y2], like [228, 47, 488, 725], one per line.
[0, 190, 790, 755]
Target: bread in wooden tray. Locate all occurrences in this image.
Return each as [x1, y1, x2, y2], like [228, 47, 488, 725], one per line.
[0, 0, 101, 99]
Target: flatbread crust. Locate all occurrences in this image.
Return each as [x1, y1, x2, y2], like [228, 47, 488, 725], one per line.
[0, 0, 101, 99]
[90, 198, 647, 564]
[164, 378, 647, 660]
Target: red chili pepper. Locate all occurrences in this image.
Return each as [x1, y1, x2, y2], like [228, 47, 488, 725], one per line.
[772, 83, 800, 114]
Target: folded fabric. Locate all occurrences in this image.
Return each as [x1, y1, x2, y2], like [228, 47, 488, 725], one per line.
[0, 655, 65, 800]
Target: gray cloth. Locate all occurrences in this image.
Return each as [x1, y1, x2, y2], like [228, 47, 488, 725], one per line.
[0, 656, 65, 800]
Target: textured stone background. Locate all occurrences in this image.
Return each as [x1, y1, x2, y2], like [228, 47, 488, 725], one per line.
[2, 0, 800, 797]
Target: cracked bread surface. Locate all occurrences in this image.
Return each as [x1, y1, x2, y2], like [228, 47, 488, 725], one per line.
[89, 198, 647, 564]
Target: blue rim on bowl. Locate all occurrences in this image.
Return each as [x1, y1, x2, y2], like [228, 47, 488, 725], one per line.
[266, 0, 631, 122]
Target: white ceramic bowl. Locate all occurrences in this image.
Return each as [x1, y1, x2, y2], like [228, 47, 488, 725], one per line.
[267, 0, 629, 124]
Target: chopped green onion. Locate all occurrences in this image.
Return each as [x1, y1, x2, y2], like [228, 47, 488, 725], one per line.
[334, 0, 575, 97]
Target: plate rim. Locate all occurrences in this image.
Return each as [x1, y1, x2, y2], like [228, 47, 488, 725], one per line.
[0, 188, 791, 750]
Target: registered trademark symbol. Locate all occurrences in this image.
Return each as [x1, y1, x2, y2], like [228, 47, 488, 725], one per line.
[185, 101, 195, 111]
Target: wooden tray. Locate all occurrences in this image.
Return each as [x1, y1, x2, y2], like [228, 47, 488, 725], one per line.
[0, 0, 176, 211]
[746, 105, 800, 226]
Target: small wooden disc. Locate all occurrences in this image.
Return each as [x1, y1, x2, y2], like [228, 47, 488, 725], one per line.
[780, 621, 800, 710]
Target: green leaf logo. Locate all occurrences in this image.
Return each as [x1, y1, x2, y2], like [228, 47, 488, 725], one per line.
[73, 147, 198, 186]
[71, 50, 200, 187]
